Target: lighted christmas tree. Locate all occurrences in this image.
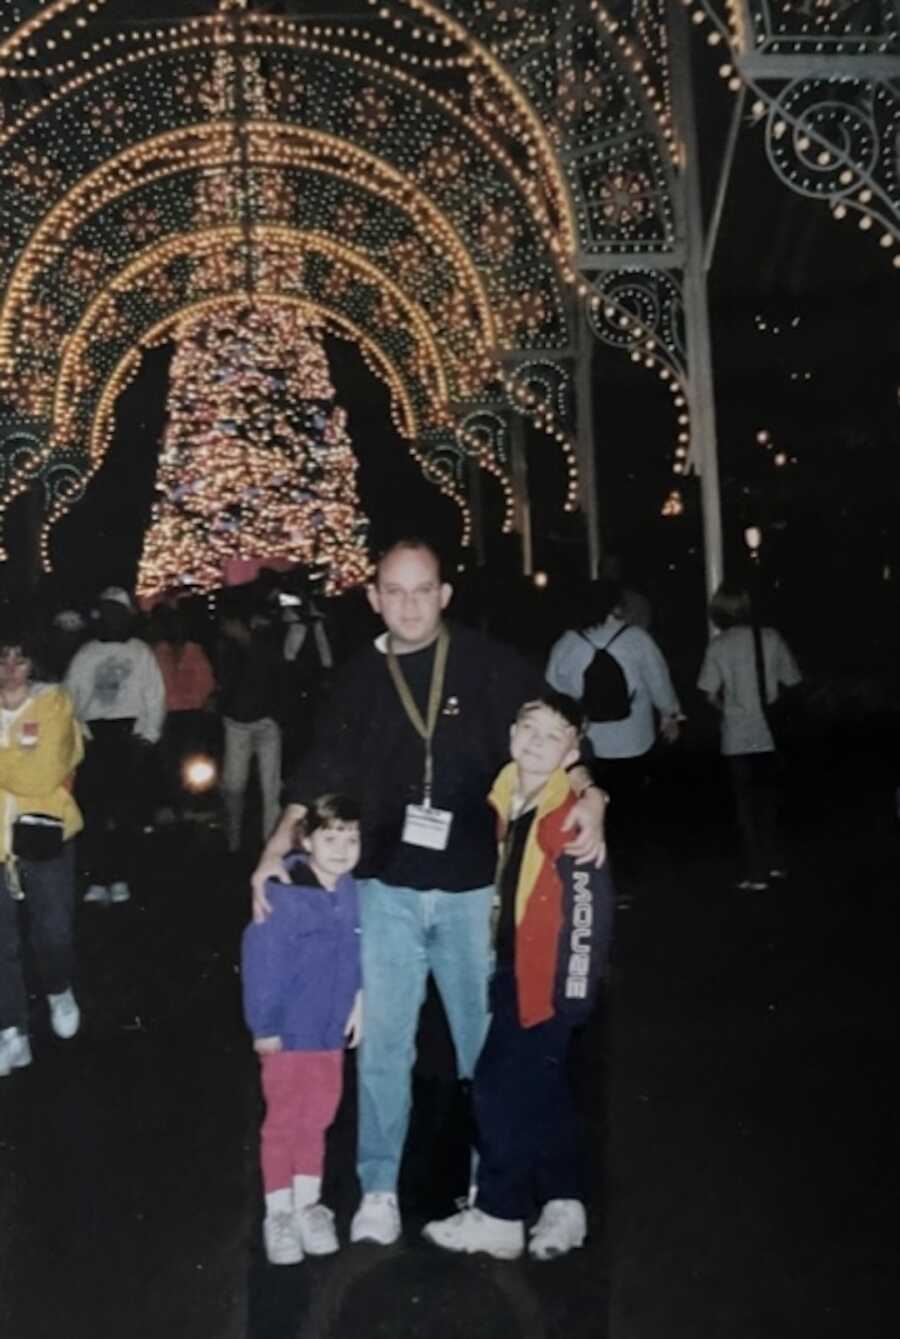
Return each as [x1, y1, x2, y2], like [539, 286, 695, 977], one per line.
[137, 304, 371, 601]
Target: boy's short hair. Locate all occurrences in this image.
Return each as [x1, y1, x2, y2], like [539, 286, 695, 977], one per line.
[296, 793, 361, 842]
[516, 691, 585, 737]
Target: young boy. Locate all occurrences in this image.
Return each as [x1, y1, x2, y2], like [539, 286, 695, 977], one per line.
[423, 692, 614, 1261]
[242, 794, 363, 1266]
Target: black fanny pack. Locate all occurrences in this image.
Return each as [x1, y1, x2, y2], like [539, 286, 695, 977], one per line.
[12, 813, 65, 862]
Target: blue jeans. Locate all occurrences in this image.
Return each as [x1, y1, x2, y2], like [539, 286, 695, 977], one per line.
[0, 844, 76, 1031]
[357, 879, 494, 1194]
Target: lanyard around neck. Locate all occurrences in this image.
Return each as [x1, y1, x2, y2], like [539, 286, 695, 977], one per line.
[386, 626, 449, 805]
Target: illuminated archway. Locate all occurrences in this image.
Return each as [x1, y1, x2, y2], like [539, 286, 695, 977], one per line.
[1, 0, 686, 574]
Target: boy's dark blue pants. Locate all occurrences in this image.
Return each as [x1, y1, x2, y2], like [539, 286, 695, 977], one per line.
[473, 967, 583, 1223]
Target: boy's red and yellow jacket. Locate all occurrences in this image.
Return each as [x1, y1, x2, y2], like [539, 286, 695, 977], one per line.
[489, 763, 614, 1029]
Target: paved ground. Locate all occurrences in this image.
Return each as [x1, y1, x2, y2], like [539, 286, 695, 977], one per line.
[0, 739, 895, 1338]
[608, 751, 897, 1338]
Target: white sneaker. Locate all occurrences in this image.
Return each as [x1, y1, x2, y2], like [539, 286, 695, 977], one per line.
[422, 1207, 524, 1260]
[109, 882, 131, 904]
[528, 1199, 587, 1260]
[83, 884, 109, 905]
[0, 1027, 33, 1078]
[48, 989, 81, 1040]
[296, 1203, 339, 1256]
[263, 1210, 303, 1266]
[350, 1192, 402, 1245]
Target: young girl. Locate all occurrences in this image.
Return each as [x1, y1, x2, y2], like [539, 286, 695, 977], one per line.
[242, 794, 362, 1266]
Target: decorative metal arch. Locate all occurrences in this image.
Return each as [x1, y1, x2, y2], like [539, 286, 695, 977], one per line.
[0, 1, 701, 575]
[688, 0, 900, 256]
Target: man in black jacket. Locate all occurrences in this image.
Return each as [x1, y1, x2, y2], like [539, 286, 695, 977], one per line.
[251, 540, 607, 1246]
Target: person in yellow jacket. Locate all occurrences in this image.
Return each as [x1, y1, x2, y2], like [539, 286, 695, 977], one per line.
[0, 627, 84, 1078]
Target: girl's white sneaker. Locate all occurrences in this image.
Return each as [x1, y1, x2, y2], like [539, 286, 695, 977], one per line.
[296, 1203, 339, 1255]
[263, 1210, 303, 1266]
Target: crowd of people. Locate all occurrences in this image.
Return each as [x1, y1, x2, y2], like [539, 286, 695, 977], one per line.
[0, 580, 335, 1067]
[0, 539, 805, 1275]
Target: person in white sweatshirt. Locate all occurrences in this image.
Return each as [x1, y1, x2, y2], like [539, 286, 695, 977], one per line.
[65, 587, 165, 905]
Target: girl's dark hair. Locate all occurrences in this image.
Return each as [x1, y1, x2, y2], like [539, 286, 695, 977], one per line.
[301, 793, 361, 838]
[708, 583, 752, 631]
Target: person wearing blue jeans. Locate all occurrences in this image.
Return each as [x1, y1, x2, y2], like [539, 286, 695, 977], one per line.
[1, 632, 85, 1076]
[0, 848, 78, 1065]
[356, 880, 494, 1194]
[252, 540, 608, 1245]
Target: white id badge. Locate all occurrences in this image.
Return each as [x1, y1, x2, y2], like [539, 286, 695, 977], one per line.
[402, 804, 453, 851]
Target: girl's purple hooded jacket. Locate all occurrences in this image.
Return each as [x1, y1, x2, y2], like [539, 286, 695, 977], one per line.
[241, 857, 361, 1052]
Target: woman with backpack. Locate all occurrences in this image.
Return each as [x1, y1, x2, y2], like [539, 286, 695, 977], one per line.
[546, 579, 681, 891]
